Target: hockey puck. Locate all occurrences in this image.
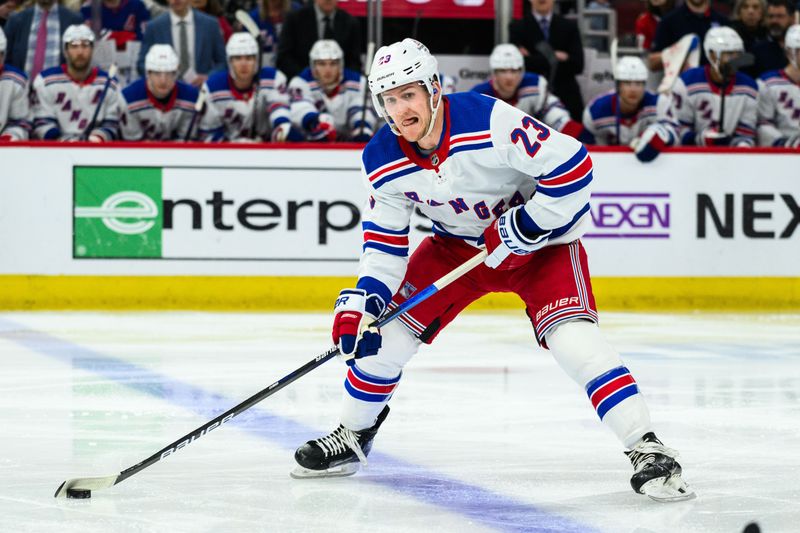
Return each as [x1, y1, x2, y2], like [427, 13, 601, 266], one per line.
[66, 488, 91, 499]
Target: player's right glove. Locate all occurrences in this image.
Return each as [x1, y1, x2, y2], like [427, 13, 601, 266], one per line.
[697, 127, 731, 147]
[270, 121, 304, 142]
[633, 123, 675, 162]
[332, 288, 384, 365]
[304, 112, 337, 142]
[481, 205, 550, 270]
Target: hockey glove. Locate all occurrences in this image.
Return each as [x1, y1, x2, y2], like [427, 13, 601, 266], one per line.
[305, 112, 337, 142]
[634, 123, 675, 162]
[270, 121, 304, 143]
[332, 288, 384, 365]
[698, 127, 731, 147]
[775, 135, 800, 148]
[350, 125, 374, 143]
[481, 205, 550, 270]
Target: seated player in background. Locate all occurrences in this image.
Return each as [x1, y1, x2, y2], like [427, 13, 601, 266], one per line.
[583, 56, 662, 146]
[31, 25, 120, 142]
[290, 38, 694, 504]
[0, 26, 31, 141]
[634, 27, 759, 161]
[201, 32, 298, 142]
[80, 0, 151, 50]
[119, 45, 202, 141]
[757, 24, 800, 147]
[288, 39, 377, 142]
[472, 44, 592, 143]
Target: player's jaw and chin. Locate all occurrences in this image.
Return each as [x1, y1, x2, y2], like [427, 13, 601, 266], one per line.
[384, 82, 441, 147]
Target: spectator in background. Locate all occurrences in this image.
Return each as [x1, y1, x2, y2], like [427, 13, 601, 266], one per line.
[730, 0, 768, 52]
[757, 24, 800, 147]
[509, 0, 585, 120]
[750, 0, 795, 76]
[201, 32, 297, 142]
[119, 44, 201, 140]
[138, 0, 226, 87]
[3, 0, 83, 79]
[0, 25, 32, 140]
[288, 39, 376, 142]
[1, 0, 22, 30]
[277, 0, 361, 80]
[30, 24, 120, 141]
[635, 0, 675, 51]
[191, 0, 232, 42]
[648, 0, 727, 71]
[248, 0, 300, 60]
[472, 43, 591, 142]
[81, 0, 151, 50]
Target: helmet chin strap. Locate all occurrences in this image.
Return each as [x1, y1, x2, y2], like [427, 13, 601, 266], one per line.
[422, 86, 443, 140]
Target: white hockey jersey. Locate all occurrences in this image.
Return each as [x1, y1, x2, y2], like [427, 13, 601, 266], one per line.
[756, 69, 800, 147]
[31, 65, 120, 141]
[582, 90, 662, 145]
[119, 78, 200, 141]
[0, 65, 31, 140]
[288, 67, 376, 140]
[356, 92, 592, 304]
[200, 67, 291, 141]
[471, 73, 582, 138]
[667, 65, 758, 146]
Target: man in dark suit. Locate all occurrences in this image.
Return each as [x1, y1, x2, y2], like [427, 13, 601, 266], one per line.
[137, 0, 225, 87]
[277, 0, 361, 80]
[509, 0, 585, 120]
[3, 0, 83, 78]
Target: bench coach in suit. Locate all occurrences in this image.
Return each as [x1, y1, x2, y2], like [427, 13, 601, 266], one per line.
[137, 0, 225, 87]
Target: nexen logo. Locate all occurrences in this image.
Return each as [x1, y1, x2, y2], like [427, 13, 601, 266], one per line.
[586, 192, 670, 239]
[74, 190, 360, 244]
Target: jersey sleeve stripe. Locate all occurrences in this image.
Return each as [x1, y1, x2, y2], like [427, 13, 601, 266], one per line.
[363, 242, 409, 256]
[361, 222, 410, 235]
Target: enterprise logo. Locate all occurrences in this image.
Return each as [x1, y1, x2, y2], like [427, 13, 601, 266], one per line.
[585, 193, 670, 239]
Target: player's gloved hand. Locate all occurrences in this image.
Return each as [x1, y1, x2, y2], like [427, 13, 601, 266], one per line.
[698, 127, 731, 147]
[306, 113, 337, 142]
[332, 288, 384, 365]
[481, 205, 551, 270]
[730, 136, 755, 148]
[350, 125, 373, 143]
[87, 134, 104, 143]
[270, 121, 304, 142]
[784, 134, 800, 148]
[633, 123, 674, 162]
[0, 134, 14, 142]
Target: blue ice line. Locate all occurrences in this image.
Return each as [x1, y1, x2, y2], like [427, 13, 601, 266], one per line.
[0, 319, 599, 533]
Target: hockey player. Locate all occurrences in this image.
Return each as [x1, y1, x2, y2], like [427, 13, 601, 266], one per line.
[0, 26, 31, 141]
[583, 56, 662, 146]
[472, 44, 592, 143]
[291, 38, 694, 503]
[119, 45, 201, 141]
[30, 25, 120, 142]
[201, 32, 296, 142]
[757, 24, 800, 147]
[288, 39, 376, 142]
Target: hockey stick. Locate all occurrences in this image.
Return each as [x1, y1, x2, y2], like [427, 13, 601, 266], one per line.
[53, 249, 488, 498]
[183, 86, 207, 142]
[356, 41, 375, 139]
[235, 9, 264, 141]
[81, 63, 118, 141]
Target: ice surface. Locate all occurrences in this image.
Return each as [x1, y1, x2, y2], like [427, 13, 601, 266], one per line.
[0, 311, 798, 533]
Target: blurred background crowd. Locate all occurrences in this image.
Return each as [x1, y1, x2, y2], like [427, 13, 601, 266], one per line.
[0, 0, 798, 156]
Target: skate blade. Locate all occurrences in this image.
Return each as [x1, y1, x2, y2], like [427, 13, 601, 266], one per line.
[642, 474, 697, 503]
[290, 463, 360, 479]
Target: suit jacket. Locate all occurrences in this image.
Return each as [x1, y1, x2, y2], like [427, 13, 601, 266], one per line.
[137, 9, 226, 76]
[4, 6, 84, 72]
[277, 5, 361, 80]
[509, 12, 585, 120]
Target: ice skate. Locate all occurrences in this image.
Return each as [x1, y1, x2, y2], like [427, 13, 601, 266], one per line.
[291, 406, 390, 479]
[626, 432, 696, 502]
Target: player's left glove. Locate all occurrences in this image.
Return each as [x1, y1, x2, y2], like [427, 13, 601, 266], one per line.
[332, 288, 384, 365]
[305, 112, 337, 142]
[481, 205, 550, 270]
[270, 121, 304, 142]
[350, 125, 373, 143]
[633, 123, 675, 162]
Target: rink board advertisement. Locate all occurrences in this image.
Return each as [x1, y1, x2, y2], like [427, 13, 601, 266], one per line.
[1, 144, 799, 309]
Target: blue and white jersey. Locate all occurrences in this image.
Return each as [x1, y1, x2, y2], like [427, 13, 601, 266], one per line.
[756, 69, 800, 147]
[0, 65, 31, 140]
[31, 65, 120, 141]
[668, 65, 758, 146]
[288, 67, 376, 140]
[471, 73, 574, 134]
[119, 78, 200, 141]
[356, 92, 593, 305]
[582, 90, 662, 146]
[200, 66, 290, 142]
